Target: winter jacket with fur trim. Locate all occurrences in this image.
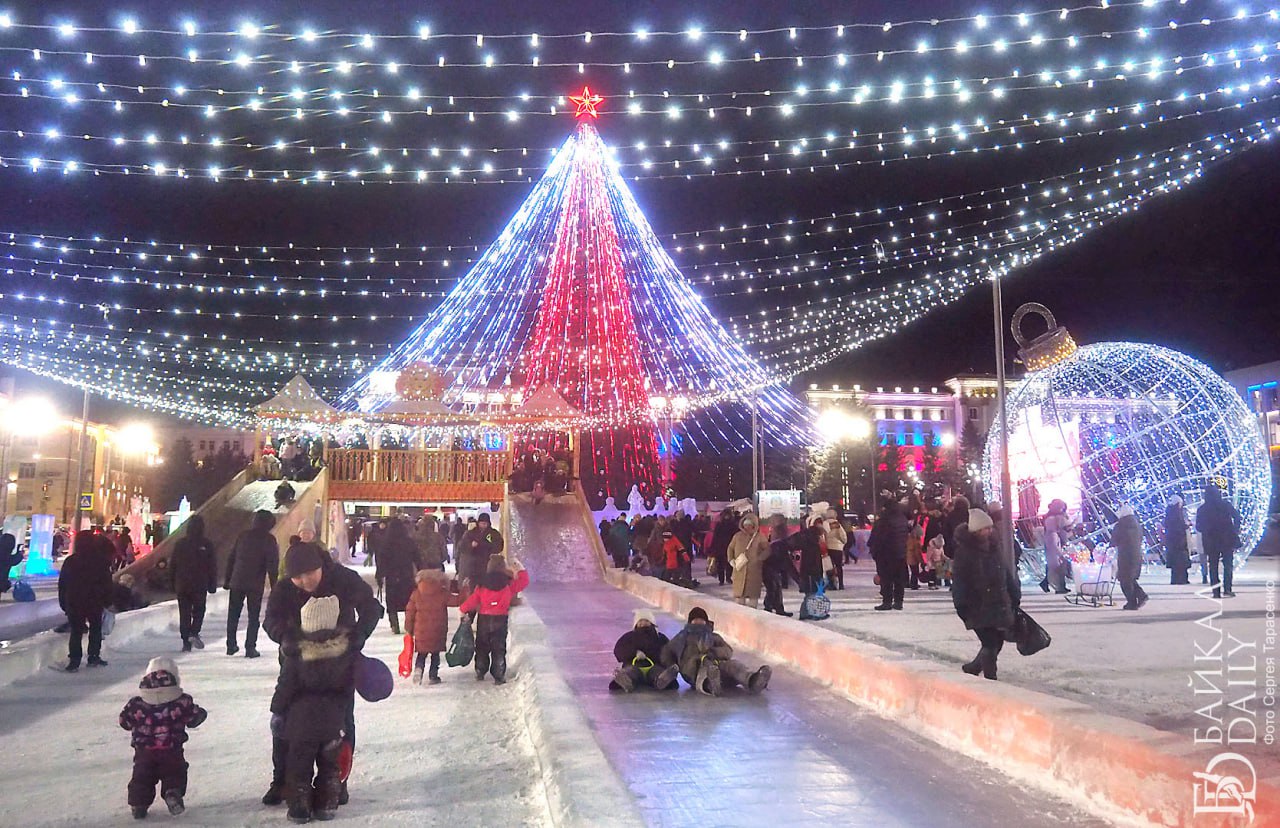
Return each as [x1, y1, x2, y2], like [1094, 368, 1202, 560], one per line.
[270, 629, 355, 744]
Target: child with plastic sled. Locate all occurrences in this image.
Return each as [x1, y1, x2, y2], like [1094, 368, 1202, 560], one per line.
[270, 595, 355, 824]
[609, 609, 674, 692]
[654, 607, 771, 696]
[458, 554, 530, 684]
[404, 569, 463, 685]
[119, 656, 208, 819]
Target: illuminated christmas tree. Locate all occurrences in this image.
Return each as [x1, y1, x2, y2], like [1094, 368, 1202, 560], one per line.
[341, 87, 806, 489]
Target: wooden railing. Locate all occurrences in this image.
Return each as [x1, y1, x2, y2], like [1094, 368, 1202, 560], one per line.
[324, 449, 512, 486]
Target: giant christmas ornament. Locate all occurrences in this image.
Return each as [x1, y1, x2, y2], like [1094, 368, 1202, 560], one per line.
[984, 304, 1270, 561]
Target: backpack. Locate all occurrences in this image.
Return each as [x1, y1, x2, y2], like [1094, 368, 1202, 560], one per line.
[446, 619, 475, 667]
[12, 580, 35, 602]
[799, 580, 830, 621]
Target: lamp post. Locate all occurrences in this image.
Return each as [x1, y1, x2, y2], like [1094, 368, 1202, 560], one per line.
[817, 408, 873, 513]
[0, 396, 60, 525]
[991, 270, 1015, 568]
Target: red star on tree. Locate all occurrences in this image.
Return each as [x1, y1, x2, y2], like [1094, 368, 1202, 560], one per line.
[569, 85, 604, 118]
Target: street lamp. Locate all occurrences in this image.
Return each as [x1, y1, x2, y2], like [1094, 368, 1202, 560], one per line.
[0, 397, 60, 523]
[817, 408, 875, 514]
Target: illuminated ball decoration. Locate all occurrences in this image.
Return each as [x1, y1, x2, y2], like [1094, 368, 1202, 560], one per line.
[984, 305, 1270, 563]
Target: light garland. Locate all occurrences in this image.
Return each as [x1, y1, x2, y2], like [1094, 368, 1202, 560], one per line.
[7, 63, 1273, 189]
[0, 3, 1155, 45]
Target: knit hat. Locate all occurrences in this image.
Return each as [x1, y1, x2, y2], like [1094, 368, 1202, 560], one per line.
[1167, 495, 1183, 507]
[284, 543, 325, 578]
[139, 656, 182, 705]
[687, 606, 709, 624]
[297, 518, 316, 541]
[477, 512, 491, 526]
[1117, 504, 1136, 519]
[633, 608, 656, 627]
[145, 656, 179, 683]
[968, 508, 994, 532]
[300, 595, 340, 634]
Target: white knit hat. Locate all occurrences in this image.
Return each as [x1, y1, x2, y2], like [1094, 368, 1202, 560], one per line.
[968, 508, 994, 532]
[1117, 504, 1136, 519]
[300, 595, 340, 634]
[145, 655, 179, 682]
[633, 608, 656, 627]
[1167, 495, 1183, 507]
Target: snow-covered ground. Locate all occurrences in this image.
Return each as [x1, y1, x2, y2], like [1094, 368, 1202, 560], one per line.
[695, 555, 1280, 776]
[0, 599, 553, 827]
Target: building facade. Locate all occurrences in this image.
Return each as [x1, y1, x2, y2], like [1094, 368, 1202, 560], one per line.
[1223, 360, 1280, 454]
[0, 415, 159, 526]
[155, 425, 256, 462]
[805, 375, 1002, 471]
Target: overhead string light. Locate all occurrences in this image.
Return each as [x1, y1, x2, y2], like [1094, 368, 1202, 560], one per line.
[0, 3, 1159, 45]
[4, 20, 1273, 132]
[736, 117, 1280, 376]
[5, 62, 1274, 184]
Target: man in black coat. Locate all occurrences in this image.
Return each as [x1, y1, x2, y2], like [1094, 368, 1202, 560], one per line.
[224, 509, 279, 658]
[1196, 485, 1241, 599]
[609, 609, 673, 692]
[261, 543, 382, 808]
[457, 513, 503, 592]
[870, 497, 910, 611]
[58, 531, 114, 670]
[169, 515, 218, 652]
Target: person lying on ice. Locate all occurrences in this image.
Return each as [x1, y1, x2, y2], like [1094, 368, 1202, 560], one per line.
[270, 595, 355, 824]
[655, 607, 772, 696]
[458, 554, 530, 684]
[609, 608, 674, 692]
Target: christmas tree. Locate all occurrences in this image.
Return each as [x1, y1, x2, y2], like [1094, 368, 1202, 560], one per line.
[340, 87, 807, 488]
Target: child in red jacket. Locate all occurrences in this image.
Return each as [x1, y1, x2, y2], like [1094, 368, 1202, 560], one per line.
[119, 656, 208, 819]
[458, 554, 530, 684]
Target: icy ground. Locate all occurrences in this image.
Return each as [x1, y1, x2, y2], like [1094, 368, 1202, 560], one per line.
[697, 555, 1280, 776]
[512, 497, 1101, 827]
[0, 599, 552, 827]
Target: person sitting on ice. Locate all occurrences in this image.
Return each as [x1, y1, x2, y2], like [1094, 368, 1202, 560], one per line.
[609, 609, 674, 692]
[458, 554, 530, 685]
[119, 656, 208, 820]
[654, 607, 771, 696]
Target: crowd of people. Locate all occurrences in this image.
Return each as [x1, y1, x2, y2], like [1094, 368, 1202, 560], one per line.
[38, 476, 1248, 821]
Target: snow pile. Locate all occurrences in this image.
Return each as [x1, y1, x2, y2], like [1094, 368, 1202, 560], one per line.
[0, 599, 554, 827]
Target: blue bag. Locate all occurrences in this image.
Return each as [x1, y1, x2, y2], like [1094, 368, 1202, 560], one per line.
[799, 580, 830, 621]
[12, 580, 35, 602]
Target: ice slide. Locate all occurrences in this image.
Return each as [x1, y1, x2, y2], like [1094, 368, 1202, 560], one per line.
[508, 490, 1093, 827]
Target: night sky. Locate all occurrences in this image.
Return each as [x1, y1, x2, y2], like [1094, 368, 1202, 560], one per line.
[1, 1, 1277, 423]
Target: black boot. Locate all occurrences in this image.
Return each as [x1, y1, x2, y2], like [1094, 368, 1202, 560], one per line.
[287, 786, 312, 824]
[981, 649, 998, 681]
[1039, 578, 1050, 593]
[1213, 587, 1221, 599]
[262, 784, 285, 806]
[873, 602, 892, 611]
[961, 656, 983, 676]
[131, 806, 147, 819]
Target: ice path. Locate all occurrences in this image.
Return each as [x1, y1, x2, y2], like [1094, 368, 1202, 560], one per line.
[512, 495, 1099, 828]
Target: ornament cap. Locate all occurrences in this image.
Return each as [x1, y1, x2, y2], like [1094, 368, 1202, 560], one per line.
[1012, 303, 1077, 372]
